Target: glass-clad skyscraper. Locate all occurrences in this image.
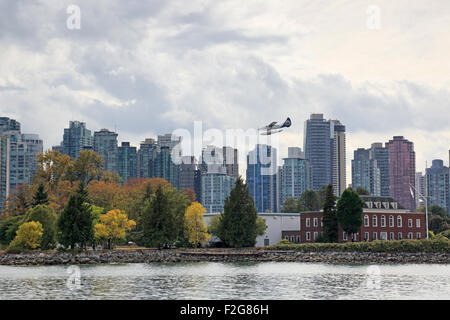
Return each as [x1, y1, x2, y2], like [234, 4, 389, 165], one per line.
[63, 121, 93, 159]
[280, 147, 311, 209]
[93, 129, 118, 174]
[246, 144, 277, 213]
[426, 159, 450, 213]
[118, 142, 137, 183]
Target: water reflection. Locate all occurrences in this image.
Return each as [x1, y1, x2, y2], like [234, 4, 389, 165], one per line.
[0, 262, 448, 300]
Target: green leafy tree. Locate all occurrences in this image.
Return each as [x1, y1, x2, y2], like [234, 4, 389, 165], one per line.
[9, 221, 43, 250]
[0, 216, 24, 245]
[141, 185, 177, 249]
[208, 214, 223, 239]
[255, 216, 268, 237]
[429, 215, 449, 234]
[281, 197, 300, 213]
[417, 204, 448, 217]
[126, 183, 153, 245]
[336, 188, 364, 241]
[23, 205, 57, 249]
[57, 183, 93, 249]
[355, 186, 370, 196]
[322, 184, 338, 242]
[299, 190, 321, 211]
[32, 184, 49, 206]
[219, 177, 258, 247]
[166, 188, 191, 241]
[68, 150, 104, 185]
[317, 185, 328, 207]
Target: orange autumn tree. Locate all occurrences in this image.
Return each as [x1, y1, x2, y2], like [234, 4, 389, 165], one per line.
[182, 188, 197, 203]
[117, 178, 173, 221]
[94, 209, 136, 249]
[88, 180, 123, 211]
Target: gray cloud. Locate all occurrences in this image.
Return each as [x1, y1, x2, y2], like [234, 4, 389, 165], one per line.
[0, 0, 449, 180]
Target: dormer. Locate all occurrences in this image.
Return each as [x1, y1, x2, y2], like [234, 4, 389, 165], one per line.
[365, 201, 373, 209]
[382, 202, 390, 209]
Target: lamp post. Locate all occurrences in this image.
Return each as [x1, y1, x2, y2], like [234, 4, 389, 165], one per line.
[410, 183, 429, 239]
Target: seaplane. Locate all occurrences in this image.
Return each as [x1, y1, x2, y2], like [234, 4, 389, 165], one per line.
[258, 117, 292, 135]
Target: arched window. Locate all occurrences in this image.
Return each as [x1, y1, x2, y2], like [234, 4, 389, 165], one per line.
[372, 215, 377, 227]
[381, 215, 386, 227]
[397, 216, 402, 227]
[389, 215, 394, 227]
[364, 215, 369, 227]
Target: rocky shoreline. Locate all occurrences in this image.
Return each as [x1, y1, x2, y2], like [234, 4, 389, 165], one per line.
[0, 249, 448, 265]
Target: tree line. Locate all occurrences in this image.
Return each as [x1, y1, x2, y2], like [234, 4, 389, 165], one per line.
[0, 150, 267, 251]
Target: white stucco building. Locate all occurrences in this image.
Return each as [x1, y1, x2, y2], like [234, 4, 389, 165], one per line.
[204, 212, 300, 247]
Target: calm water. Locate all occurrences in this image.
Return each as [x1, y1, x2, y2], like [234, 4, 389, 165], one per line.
[0, 262, 449, 300]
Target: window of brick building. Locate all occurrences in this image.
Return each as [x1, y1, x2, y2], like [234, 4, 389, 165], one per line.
[313, 218, 318, 227]
[408, 219, 413, 228]
[364, 232, 369, 241]
[306, 232, 311, 241]
[381, 215, 386, 227]
[390, 232, 394, 240]
[398, 232, 402, 239]
[389, 215, 394, 227]
[343, 232, 348, 241]
[364, 215, 369, 227]
[408, 232, 413, 239]
[372, 215, 377, 227]
[306, 218, 310, 227]
[397, 216, 402, 227]
[416, 219, 421, 228]
[373, 232, 378, 240]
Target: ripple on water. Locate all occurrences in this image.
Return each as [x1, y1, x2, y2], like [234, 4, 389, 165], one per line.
[0, 262, 449, 300]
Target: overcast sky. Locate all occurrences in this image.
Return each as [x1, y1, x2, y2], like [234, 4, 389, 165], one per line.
[1, 0, 449, 181]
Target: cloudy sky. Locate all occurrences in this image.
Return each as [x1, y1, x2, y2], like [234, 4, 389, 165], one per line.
[1, 0, 449, 181]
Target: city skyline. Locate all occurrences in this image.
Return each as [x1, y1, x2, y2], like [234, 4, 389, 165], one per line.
[1, 1, 449, 184]
[0, 1, 449, 305]
[2, 114, 448, 185]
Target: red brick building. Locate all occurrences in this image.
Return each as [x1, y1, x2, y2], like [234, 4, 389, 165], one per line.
[282, 199, 426, 243]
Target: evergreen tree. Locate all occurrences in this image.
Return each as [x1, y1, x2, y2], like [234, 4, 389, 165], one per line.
[336, 188, 364, 241]
[57, 184, 93, 249]
[322, 184, 338, 243]
[219, 177, 258, 247]
[141, 185, 176, 249]
[32, 184, 49, 206]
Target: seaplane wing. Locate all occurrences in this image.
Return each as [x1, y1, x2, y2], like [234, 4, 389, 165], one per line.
[258, 121, 278, 130]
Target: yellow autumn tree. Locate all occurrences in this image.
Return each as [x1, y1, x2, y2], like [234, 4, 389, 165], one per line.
[184, 202, 211, 248]
[9, 221, 44, 250]
[94, 209, 136, 249]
